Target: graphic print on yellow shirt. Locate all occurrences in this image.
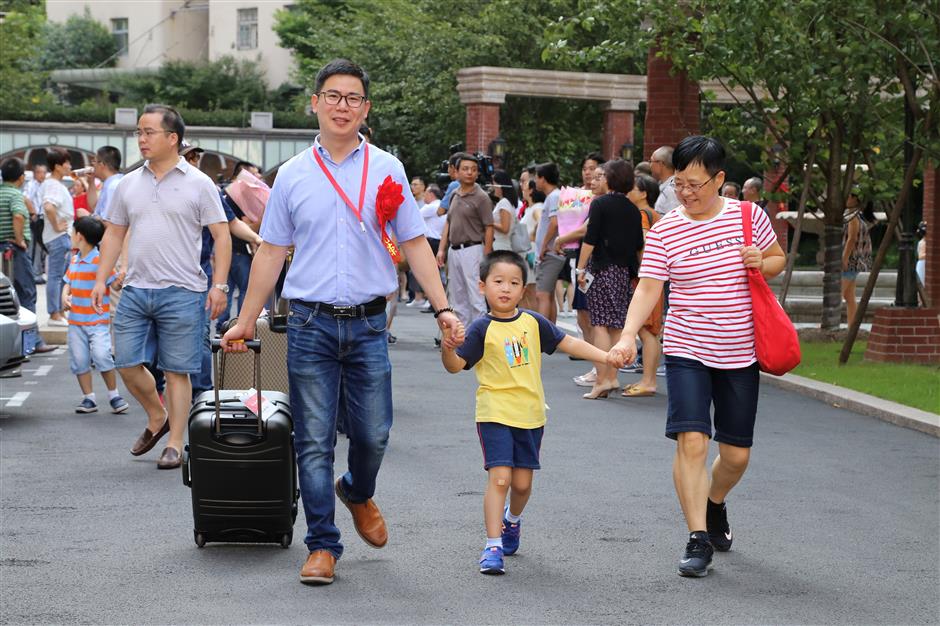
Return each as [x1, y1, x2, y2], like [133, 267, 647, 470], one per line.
[456, 309, 566, 429]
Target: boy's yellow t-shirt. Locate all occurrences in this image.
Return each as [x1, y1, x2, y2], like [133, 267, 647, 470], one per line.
[455, 309, 567, 429]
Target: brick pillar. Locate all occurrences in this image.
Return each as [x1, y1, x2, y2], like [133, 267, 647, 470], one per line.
[865, 161, 940, 365]
[465, 103, 500, 155]
[763, 160, 789, 250]
[643, 48, 701, 159]
[923, 162, 939, 305]
[602, 109, 634, 161]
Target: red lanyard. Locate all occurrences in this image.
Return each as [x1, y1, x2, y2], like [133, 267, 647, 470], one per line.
[312, 142, 370, 232]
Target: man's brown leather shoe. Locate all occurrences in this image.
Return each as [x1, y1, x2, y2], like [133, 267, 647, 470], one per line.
[300, 550, 336, 585]
[156, 446, 181, 470]
[32, 344, 57, 354]
[130, 417, 169, 456]
[335, 478, 388, 548]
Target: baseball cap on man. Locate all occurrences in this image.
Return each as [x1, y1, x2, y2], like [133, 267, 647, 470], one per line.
[180, 143, 204, 158]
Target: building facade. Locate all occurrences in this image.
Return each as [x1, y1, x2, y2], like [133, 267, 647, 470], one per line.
[44, 0, 297, 88]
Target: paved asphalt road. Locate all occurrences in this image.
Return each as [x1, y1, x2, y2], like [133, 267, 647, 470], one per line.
[2, 308, 938, 625]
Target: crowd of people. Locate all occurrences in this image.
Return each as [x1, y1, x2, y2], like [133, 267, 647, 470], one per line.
[2, 56, 907, 585]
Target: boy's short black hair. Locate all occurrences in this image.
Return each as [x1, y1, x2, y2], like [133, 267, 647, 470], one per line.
[535, 162, 560, 186]
[315, 59, 370, 99]
[479, 250, 528, 284]
[74, 215, 105, 248]
[1, 157, 25, 182]
[672, 135, 726, 176]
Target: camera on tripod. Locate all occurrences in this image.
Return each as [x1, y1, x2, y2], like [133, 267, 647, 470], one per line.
[433, 142, 495, 189]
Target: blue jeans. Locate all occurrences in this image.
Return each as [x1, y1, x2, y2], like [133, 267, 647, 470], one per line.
[44, 234, 70, 315]
[68, 324, 115, 375]
[216, 252, 252, 326]
[287, 300, 392, 559]
[113, 286, 206, 374]
[3, 243, 36, 312]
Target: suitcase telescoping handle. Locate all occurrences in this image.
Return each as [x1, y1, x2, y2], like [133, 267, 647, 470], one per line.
[211, 338, 263, 435]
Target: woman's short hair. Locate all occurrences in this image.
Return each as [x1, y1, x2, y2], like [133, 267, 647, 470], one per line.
[635, 174, 660, 207]
[602, 159, 634, 194]
[673, 135, 726, 176]
[528, 179, 546, 203]
[46, 148, 71, 171]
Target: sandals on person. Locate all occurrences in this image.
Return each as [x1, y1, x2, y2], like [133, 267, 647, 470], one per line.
[621, 384, 656, 397]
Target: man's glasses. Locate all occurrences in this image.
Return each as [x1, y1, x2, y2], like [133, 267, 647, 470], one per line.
[318, 91, 367, 108]
[674, 173, 718, 194]
[134, 129, 173, 138]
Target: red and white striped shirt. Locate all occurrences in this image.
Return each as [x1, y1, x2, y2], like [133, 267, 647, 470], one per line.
[638, 199, 777, 369]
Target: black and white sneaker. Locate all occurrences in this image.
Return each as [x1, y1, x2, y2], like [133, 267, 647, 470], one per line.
[706, 499, 733, 552]
[677, 532, 714, 578]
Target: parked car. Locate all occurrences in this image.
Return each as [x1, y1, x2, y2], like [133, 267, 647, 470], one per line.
[0, 272, 39, 377]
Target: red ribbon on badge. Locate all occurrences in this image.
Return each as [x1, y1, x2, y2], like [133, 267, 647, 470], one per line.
[375, 175, 404, 263]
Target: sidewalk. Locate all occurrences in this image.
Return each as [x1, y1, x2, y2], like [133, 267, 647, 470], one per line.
[34, 282, 67, 345]
[554, 315, 937, 438]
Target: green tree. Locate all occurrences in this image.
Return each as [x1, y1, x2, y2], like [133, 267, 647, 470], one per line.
[0, 3, 50, 110]
[38, 8, 117, 70]
[546, 0, 939, 330]
[273, 0, 644, 180]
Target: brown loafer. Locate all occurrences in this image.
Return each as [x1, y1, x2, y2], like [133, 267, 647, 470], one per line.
[300, 550, 336, 585]
[130, 417, 169, 456]
[156, 446, 181, 470]
[335, 478, 388, 548]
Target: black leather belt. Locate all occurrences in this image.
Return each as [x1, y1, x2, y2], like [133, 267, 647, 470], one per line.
[450, 241, 482, 250]
[293, 297, 386, 318]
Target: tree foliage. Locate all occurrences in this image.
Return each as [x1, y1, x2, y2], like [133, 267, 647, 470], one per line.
[273, 0, 644, 180]
[38, 8, 117, 70]
[545, 0, 939, 329]
[0, 3, 51, 110]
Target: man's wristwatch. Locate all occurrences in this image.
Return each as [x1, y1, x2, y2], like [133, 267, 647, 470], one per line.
[213, 283, 230, 294]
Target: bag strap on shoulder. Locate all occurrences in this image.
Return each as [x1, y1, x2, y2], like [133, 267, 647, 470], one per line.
[741, 201, 754, 247]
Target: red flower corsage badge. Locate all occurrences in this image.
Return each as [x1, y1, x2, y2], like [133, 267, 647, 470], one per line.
[375, 175, 404, 263]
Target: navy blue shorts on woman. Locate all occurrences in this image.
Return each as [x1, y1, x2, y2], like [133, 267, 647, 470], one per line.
[664, 354, 760, 448]
[476, 422, 544, 470]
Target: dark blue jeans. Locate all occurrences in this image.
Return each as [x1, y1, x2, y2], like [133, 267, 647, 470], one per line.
[287, 300, 392, 559]
[216, 252, 252, 326]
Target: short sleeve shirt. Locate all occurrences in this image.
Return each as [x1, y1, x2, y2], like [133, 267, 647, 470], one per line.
[64, 249, 116, 325]
[260, 137, 425, 305]
[639, 199, 777, 369]
[39, 178, 74, 244]
[107, 158, 227, 292]
[94, 173, 124, 221]
[654, 175, 679, 215]
[535, 188, 562, 257]
[491, 197, 515, 251]
[456, 309, 567, 429]
[446, 184, 493, 245]
[0, 184, 28, 243]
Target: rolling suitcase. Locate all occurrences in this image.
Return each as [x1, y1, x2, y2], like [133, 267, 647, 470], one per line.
[219, 295, 290, 394]
[182, 338, 298, 548]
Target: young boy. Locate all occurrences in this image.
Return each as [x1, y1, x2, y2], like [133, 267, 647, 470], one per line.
[441, 250, 608, 575]
[62, 216, 128, 414]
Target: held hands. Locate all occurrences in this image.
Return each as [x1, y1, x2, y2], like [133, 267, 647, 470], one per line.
[606, 336, 637, 369]
[740, 246, 763, 270]
[111, 271, 125, 292]
[437, 311, 465, 349]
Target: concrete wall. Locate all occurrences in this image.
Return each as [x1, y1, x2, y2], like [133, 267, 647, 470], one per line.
[45, 0, 209, 69]
[207, 1, 296, 88]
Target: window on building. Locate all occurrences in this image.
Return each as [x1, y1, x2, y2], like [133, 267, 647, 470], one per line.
[237, 8, 258, 50]
[111, 18, 129, 56]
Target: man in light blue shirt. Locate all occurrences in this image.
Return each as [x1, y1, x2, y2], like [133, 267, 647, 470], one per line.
[222, 59, 462, 586]
[87, 146, 123, 221]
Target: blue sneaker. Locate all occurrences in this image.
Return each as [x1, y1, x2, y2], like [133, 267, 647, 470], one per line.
[501, 516, 521, 555]
[479, 546, 505, 575]
[75, 398, 98, 414]
[109, 395, 129, 414]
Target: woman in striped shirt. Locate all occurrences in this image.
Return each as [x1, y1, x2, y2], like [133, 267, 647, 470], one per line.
[608, 136, 786, 578]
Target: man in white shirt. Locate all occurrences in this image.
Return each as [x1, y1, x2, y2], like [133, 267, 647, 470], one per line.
[651, 145, 679, 215]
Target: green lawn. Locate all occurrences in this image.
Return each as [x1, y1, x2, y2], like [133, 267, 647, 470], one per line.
[792, 341, 940, 414]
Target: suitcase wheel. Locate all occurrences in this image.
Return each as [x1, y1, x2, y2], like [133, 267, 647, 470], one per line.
[195, 532, 207, 548]
[280, 533, 291, 549]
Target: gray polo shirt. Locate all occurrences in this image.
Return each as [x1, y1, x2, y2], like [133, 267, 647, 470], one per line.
[107, 157, 226, 292]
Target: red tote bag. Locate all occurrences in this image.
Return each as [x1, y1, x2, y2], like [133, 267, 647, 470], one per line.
[742, 202, 801, 375]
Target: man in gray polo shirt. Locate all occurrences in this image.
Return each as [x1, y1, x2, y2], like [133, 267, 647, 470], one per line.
[436, 154, 493, 326]
[92, 104, 231, 470]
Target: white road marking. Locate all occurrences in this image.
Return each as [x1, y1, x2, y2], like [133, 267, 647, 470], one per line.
[5, 392, 30, 407]
[33, 365, 52, 377]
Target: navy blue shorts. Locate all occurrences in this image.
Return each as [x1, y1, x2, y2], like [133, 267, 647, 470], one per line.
[664, 354, 760, 448]
[476, 422, 544, 470]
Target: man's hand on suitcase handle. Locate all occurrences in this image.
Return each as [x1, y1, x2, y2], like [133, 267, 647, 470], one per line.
[220, 321, 257, 353]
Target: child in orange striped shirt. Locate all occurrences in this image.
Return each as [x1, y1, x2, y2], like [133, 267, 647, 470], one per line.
[62, 216, 128, 414]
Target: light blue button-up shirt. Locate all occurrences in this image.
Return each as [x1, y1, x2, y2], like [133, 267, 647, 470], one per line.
[261, 136, 425, 305]
[94, 173, 124, 221]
